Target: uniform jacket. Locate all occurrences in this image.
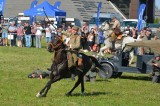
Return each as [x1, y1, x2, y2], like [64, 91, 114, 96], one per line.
[62, 31, 81, 50]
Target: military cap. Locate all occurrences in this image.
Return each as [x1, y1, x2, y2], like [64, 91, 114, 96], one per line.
[72, 26, 79, 31]
[155, 54, 160, 57]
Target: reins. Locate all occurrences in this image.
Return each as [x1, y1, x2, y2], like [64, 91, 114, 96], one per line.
[49, 36, 64, 49]
[49, 41, 63, 49]
[55, 48, 65, 53]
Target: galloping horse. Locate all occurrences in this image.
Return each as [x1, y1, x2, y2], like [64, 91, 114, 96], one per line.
[98, 21, 122, 56]
[98, 21, 139, 64]
[36, 36, 106, 97]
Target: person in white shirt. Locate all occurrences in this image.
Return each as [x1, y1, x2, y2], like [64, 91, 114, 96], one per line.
[35, 23, 43, 48]
[49, 21, 57, 40]
[45, 24, 52, 48]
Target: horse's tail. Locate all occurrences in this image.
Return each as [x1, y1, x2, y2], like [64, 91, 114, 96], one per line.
[89, 56, 103, 69]
[89, 56, 108, 78]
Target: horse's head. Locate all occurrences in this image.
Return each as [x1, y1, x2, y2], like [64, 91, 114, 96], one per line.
[47, 35, 64, 52]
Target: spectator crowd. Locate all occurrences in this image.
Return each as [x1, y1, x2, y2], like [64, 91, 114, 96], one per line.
[0, 18, 160, 56]
[1, 17, 160, 83]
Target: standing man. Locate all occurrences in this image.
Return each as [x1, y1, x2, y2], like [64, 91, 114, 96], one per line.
[35, 23, 43, 48]
[23, 22, 32, 47]
[110, 17, 121, 51]
[2, 19, 9, 46]
[140, 29, 152, 54]
[81, 22, 89, 50]
[152, 54, 160, 83]
[154, 27, 160, 40]
[49, 20, 57, 40]
[8, 21, 17, 46]
[31, 22, 37, 47]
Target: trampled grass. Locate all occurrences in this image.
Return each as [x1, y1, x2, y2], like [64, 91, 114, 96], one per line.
[0, 45, 160, 106]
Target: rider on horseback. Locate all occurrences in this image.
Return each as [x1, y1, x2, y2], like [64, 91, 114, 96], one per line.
[109, 17, 121, 52]
[62, 26, 81, 80]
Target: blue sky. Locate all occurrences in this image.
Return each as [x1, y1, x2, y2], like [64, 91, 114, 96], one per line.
[155, 0, 160, 9]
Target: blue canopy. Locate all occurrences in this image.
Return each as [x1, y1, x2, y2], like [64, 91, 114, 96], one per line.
[24, 1, 66, 17]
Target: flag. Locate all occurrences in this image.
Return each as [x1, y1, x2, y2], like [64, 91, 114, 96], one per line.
[137, 4, 146, 31]
[0, 0, 6, 15]
[96, 2, 102, 28]
[54, 1, 61, 9]
[54, 1, 61, 27]
[30, 0, 38, 24]
[30, 0, 38, 9]
[98, 31, 104, 44]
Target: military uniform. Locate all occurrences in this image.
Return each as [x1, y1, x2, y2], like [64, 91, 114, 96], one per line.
[152, 55, 160, 83]
[109, 18, 121, 50]
[62, 26, 81, 68]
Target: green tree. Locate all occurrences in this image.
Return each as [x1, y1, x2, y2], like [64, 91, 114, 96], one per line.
[154, 17, 160, 23]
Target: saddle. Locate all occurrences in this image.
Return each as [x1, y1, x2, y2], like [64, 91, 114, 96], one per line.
[67, 52, 83, 69]
[116, 34, 123, 40]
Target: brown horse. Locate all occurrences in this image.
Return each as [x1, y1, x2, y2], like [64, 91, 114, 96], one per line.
[36, 36, 107, 97]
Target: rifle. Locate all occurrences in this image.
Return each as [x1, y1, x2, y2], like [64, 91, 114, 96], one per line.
[43, 7, 56, 29]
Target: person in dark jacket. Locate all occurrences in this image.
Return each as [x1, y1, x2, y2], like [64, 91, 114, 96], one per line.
[152, 54, 160, 83]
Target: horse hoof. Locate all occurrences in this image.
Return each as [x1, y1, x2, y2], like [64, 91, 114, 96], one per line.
[65, 93, 72, 96]
[80, 92, 85, 96]
[42, 94, 46, 97]
[36, 92, 41, 98]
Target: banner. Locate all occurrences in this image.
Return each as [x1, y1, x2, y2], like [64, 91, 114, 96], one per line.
[30, 0, 38, 24]
[137, 4, 146, 31]
[96, 2, 102, 28]
[0, 0, 6, 15]
[54, 1, 61, 9]
[30, 0, 38, 8]
[54, 1, 61, 27]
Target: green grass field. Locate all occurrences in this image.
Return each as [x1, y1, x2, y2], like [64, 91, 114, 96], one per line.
[0, 44, 160, 106]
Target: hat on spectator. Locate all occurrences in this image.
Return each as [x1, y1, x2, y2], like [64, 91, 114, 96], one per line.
[143, 27, 147, 30]
[147, 29, 152, 33]
[72, 26, 79, 31]
[155, 54, 160, 57]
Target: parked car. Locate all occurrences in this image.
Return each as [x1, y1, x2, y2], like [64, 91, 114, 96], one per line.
[121, 19, 146, 32]
[147, 23, 160, 35]
[98, 40, 160, 79]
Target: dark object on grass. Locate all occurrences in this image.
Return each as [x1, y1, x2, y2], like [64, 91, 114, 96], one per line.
[28, 69, 50, 79]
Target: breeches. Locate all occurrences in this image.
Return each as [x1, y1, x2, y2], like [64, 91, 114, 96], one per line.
[110, 32, 117, 41]
[67, 52, 78, 68]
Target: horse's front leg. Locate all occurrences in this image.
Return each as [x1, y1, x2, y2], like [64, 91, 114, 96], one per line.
[43, 75, 61, 97]
[36, 80, 51, 97]
[36, 75, 61, 97]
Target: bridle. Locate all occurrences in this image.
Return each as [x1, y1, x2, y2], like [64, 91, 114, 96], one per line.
[49, 37, 64, 50]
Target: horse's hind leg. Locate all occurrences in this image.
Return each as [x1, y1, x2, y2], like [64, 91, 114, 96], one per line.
[66, 74, 83, 96]
[80, 74, 85, 94]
